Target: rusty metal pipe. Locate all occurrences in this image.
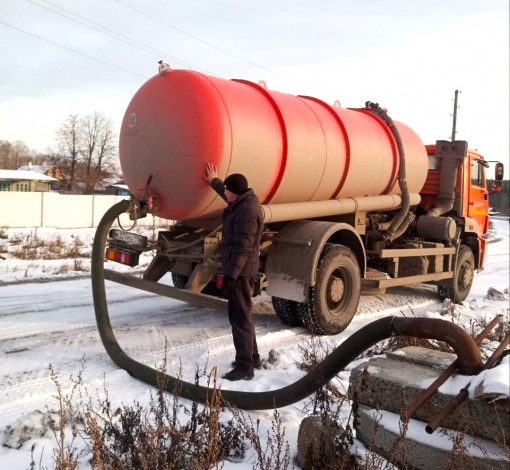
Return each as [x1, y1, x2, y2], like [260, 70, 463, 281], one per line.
[403, 315, 502, 420]
[426, 334, 510, 434]
[425, 388, 469, 434]
[392, 317, 483, 375]
[481, 333, 510, 370]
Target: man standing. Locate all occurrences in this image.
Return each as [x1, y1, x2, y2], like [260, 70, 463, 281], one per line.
[204, 163, 264, 381]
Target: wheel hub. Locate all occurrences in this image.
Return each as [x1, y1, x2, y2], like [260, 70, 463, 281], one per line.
[328, 276, 345, 302]
[460, 263, 474, 289]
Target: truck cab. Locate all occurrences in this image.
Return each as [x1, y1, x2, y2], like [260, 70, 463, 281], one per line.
[422, 144, 503, 273]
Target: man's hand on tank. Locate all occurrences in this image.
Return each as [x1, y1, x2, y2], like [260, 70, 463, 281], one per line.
[204, 163, 218, 184]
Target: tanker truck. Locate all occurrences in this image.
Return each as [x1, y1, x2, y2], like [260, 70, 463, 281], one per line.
[96, 66, 505, 336]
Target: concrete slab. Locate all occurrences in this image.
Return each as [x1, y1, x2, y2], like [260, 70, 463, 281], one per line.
[356, 405, 508, 470]
[386, 346, 456, 370]
[349, 347, 509, 442]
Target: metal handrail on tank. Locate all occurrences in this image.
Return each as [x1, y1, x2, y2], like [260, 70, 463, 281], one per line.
[92, 200, 483, 410]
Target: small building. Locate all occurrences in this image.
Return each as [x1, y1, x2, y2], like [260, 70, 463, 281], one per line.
[106, 184, 132, 196]
[18, 163, 66, 191]
[0, 170, 58, 192]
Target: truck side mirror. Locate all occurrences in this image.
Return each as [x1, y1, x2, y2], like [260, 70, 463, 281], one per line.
[495, 162, 504, 181]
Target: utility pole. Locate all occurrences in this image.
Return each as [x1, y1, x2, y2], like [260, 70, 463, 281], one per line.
[451, 89, 460, 141]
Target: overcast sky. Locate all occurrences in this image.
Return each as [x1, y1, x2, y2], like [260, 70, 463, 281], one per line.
[0, 0, 508, 170]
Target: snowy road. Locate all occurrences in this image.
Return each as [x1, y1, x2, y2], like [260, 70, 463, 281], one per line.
[0, 218, 508, 469]
[0, 277, 441, 421]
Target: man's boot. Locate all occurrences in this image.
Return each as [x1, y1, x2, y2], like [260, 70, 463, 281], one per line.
[222, 367, 254, 381]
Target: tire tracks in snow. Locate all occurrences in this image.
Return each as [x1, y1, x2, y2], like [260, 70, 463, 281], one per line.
[0, 276, 443, 428]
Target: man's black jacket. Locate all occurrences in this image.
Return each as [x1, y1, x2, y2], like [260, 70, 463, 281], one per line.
[211, 178, 264, 279]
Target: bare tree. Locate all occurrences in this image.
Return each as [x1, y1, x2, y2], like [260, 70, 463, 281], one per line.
[49, 112, 119, 193]
[80, 112, 118, 194]
[0, 140, 33, 169]
[54, 114, 82, 191]
[0, 140, 14, 169]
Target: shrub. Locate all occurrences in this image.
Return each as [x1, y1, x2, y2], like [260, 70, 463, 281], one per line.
[72, 260, 86, 272]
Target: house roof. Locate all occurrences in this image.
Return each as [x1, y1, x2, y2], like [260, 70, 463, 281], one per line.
[0, 170, 58, 182]
[109, 184, 130, 190]
[17, 164, 51, 173]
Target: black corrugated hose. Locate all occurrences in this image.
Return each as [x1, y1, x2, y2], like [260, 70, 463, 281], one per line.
[366, 102, 411, 243]
[91, 201, 481, 410]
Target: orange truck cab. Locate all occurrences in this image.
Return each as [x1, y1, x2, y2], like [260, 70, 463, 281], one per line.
[421, 143, 504, 272]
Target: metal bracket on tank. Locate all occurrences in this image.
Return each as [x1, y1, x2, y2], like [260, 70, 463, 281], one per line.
[129, 174, 154, 221]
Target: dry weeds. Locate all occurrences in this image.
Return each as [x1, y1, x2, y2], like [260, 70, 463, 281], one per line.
[8, 231, 87, 261]
[27, 321, 508, 470]
[33, 347, 296, 470]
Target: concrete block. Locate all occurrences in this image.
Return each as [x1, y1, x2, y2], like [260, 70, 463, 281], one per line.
[487, 287, 506, 301]
[349, 347, 509, 442]
[356, 405, 508, 470]
[296, 416, 340, 470]
[387, 346, 455, 370]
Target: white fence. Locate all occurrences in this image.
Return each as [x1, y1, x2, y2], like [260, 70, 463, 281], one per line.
[0, 192, 171, 229]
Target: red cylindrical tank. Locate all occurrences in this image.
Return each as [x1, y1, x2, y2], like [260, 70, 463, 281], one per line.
[119, 70, 428, 221]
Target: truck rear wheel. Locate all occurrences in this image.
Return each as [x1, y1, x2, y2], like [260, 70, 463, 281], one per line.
[171, 273, 188, 289]
[271, 297, 302, 327]
[171, 272, 223, 297]
[437, 245, 475, 303]
[297, 245, 361, 335]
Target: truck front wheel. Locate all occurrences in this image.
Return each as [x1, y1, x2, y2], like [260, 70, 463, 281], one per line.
[297, 245, 361, 335]
[438, 245, 475, 303]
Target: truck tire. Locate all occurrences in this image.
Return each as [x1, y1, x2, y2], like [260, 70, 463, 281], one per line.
[296, 245, 361, 335]
[437, 246, 475, 303]
[202, 282, 223, 297]
[360, 269, 387, 296]
[295, 242, 337, 329]
[271, 297, 302, 327]
[171, 273, 188, 289]
[171, 273, 223, 297]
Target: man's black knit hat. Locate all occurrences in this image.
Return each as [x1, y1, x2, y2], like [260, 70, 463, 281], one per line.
[224, 173, 248, 195]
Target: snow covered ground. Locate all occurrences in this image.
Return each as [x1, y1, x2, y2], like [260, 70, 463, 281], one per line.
[0, 218, 508, 469]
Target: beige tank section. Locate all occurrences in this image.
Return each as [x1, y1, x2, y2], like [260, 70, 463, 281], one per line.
[120, 71, 429, 221]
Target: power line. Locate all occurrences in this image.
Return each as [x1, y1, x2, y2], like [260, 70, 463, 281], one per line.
[0, 20, 148, 80]
[28, 0, 219, 76]
[111, 0, 289, 80]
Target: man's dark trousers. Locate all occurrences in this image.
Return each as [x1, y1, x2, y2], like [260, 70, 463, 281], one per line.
[228, 276, 259, 371]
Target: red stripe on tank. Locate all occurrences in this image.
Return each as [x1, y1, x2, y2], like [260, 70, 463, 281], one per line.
[298, 96, 351, 200]
[296, 96, 328, 201]
[354, 108, 400, 195]
[232, 79, 288, 204]
[187, 71, 234, 219]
